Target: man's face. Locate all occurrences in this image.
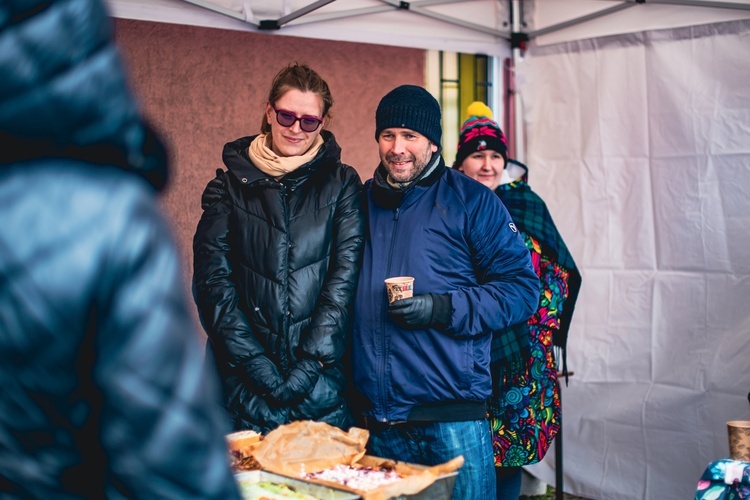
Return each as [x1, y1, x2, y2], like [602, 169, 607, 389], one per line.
[378, 128, 438, 184]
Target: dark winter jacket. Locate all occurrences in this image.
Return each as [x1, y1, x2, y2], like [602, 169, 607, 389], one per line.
[353, 156, 540, 423]
[193, 131, 365, 434]
[0, 0, 239, 498]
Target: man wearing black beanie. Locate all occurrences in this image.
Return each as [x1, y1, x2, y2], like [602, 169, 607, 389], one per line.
[352, 85, 541, 500]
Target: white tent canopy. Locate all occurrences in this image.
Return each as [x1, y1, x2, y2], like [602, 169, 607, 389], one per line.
[107, 0, 750, 52]
[107, 0, 512, 56]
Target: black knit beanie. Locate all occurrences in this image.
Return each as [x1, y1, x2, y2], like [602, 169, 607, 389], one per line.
[375, 85, 442, 146]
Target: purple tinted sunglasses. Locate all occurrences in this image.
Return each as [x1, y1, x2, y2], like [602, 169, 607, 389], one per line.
[273, 106, 324, 133]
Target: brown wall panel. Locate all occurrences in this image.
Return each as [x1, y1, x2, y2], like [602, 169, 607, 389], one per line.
[112, 19, 425, 333]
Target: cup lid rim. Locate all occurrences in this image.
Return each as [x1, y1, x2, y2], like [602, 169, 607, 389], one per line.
[384, 276, 415, 283]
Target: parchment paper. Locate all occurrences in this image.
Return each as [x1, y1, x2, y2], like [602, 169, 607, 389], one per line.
[252, 420, 464, 500]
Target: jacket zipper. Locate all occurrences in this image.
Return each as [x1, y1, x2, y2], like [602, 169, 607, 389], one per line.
[378, 206, 400, 422]
[281, 182, 292, 374]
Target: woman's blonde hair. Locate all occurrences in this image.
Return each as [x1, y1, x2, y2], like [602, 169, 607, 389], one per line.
[260, 63, 333, 134]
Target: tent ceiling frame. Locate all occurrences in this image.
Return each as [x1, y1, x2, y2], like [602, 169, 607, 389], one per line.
[279, 0, 466, 27]
[259, 0, 335, 29]
[174, 0, 750, 46]
[376, 0, 510, 38]
[649, 0, 750, 9]
[284, 5, 395, 25]
[177, 0, 335, 27]
[525, 0, 750, 40]
[526, 3, 635, 39]
[180, 0, 247, 23]
[176, 0, 512, 39]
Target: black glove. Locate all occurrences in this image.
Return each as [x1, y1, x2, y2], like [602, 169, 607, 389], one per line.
[243, 355, 284, 397]
[269, 358, 322, 406]
[388, 293, 451, 329]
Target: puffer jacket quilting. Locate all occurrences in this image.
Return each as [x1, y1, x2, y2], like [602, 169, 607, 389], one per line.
[193, 131, 365, 433]
[0, 0, 240, 498]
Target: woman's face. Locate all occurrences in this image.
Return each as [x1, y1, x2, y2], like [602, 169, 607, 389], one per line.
[265, 89, 325, 158]
[459, 150, 506, 191]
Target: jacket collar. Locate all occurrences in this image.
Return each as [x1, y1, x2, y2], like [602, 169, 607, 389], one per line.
[222, 130, 339, 188]
[371, 152, 446, 209]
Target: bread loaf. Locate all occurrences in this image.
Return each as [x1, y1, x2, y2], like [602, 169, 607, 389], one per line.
[226, 429, 261, 456]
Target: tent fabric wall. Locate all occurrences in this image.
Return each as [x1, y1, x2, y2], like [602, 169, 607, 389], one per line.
[517, 19, 750, 500]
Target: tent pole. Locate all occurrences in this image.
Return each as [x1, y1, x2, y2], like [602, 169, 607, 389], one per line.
[527, 3, 634, 39]
[649, 0, 750, 9]
[555, 377, 564, 500]
[177, 0, 335, 28]
[271, 0, 336, 28]
[376, 0, 510, 38]
[280, 6, 393, 26]
[286, 0, 475, 27]
[511, 0, 525, 164]
[526, 0, 750, 40]
[503, 57, 514, 159]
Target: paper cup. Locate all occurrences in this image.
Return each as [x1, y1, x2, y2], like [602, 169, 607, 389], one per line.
[727, 420, 750, 461]
[384, 276, 414, 304]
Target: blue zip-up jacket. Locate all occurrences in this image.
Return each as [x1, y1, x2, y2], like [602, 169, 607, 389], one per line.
[353, 156, 539, 423]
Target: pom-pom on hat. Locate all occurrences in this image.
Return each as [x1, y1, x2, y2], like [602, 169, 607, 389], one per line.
[453, 101, 507, 168]
[375, 85, 442, 147]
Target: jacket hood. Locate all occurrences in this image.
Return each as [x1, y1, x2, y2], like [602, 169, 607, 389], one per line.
[221, 130, 342, 187]
[499, 158, 528, 186]
[0, 0, 169, 191]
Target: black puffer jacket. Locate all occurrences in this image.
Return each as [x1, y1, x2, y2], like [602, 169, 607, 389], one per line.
[0, 0, 239, 498]
[193, 132, 365, 434]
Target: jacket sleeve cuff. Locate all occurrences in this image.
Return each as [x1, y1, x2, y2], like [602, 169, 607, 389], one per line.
[429, 293, 452, 329]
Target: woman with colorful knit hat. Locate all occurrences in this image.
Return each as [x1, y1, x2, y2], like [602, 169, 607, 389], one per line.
[454, 102, 582, 499]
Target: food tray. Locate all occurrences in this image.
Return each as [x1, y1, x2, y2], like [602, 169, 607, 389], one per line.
[289, 468, 457, 500]
[235, 470, 361, 500]
[399, 471, 457, 500]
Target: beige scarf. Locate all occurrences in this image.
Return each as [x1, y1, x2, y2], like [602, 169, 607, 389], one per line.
[247, 133, 324, 178]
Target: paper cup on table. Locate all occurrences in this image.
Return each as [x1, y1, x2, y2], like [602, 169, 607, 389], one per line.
[727, 421, 750, 461]
[385, 276, 414, 304]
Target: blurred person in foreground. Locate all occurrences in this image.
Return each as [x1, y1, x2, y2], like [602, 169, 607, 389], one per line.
[455, 102, 582, 500]
[192, 64, 365, 434]
[0, 0, 240, 497]
[352, 85, 540, 500]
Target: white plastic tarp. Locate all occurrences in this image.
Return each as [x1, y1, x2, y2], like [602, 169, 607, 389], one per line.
[517, 19, 750, 500]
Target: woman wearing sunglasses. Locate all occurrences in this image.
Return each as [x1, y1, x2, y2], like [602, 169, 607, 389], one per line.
[192, 63, 365, 434]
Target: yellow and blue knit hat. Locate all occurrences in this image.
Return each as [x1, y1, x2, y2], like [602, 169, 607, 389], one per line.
[453, 101, 507, 168]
